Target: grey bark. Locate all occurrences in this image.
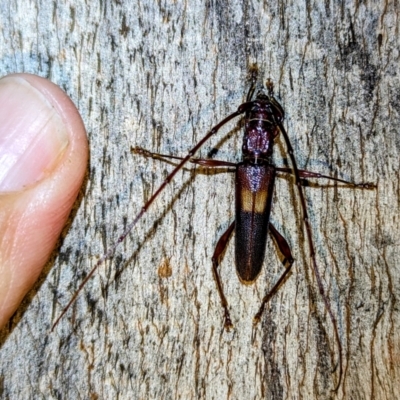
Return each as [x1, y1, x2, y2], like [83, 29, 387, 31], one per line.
[0, 1, 398, 399]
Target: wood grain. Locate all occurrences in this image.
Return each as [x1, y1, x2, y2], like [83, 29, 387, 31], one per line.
[0, 1, 397, 398]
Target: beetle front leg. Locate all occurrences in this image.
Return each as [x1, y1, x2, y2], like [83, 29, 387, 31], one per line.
[254, 223, 294, 324]
[276, 167, 375, 189]
[211, 221, 235, 330]
[132, 146, 237, 168]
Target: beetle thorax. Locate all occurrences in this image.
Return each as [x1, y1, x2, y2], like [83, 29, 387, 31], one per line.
[242, 100, 280, 162]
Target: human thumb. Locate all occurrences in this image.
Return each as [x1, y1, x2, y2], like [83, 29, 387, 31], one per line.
[0, 74, 88, 328]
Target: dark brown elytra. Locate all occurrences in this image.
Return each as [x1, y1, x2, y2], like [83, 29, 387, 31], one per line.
[52, 68, 375, 391]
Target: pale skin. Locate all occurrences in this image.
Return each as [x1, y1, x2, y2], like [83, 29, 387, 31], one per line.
[0, 74, 88, 329]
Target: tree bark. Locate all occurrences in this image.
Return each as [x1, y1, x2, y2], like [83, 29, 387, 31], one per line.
[0, 1, 397, 399]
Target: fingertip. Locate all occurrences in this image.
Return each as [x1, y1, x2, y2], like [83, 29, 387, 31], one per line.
[0, 74, 88, 328]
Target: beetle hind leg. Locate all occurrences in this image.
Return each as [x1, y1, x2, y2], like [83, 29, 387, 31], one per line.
[211, 221, 235, 330]
[254, 223, 294, 324]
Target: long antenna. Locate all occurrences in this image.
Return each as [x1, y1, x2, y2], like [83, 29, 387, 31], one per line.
[267, 81, 343, 389]
[52, 102, 253, 331]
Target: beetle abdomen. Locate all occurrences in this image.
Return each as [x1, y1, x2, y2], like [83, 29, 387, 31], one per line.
[235, 163, 275, 283]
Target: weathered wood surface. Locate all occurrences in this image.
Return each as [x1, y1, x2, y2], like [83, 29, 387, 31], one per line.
[0, 1, 398, 399]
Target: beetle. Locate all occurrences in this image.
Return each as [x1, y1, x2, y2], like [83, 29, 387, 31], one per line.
[52, 68, 374, 390]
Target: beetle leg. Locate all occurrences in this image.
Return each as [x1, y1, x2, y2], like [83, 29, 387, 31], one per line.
[276, 167, 375, 189]
[211, 221, 235, 330]
[132, 146, 237, 168]
[253, 223, 294, 324]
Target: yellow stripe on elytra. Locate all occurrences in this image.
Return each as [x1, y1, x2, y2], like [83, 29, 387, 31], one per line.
[241, 188, 268, 213]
